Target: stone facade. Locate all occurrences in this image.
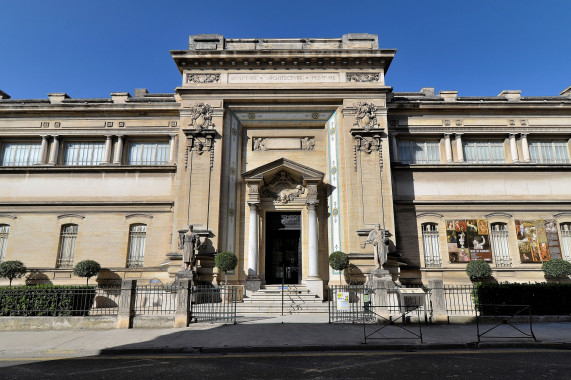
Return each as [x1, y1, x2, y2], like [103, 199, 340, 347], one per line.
[0, 34, 570, 291]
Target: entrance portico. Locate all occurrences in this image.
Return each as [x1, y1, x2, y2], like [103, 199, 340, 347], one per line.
[242, 158, 324, 297]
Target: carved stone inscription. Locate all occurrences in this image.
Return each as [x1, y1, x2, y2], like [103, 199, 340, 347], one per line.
[228, 73, 339, 84]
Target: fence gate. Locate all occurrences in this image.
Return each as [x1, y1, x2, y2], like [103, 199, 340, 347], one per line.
[190, 285, 237, 324]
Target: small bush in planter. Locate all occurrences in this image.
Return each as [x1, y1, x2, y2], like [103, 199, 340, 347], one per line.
[73, 260, 102, 286]
[466, 260, 492, 282]
[329, 251, 349, 284]
[0, 260, 27, 286]
[215, 251, 238, 285]
[542, 259, 571, 279]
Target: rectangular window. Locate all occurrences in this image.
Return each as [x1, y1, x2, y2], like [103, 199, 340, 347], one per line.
[463, 141, 505, 164]
[422, 223, 441, 267]
[397, 141, 440, 164]
[64, 142, 105, 165]
[127, 224, 147, 267]
[490, 223, 511, 267]
[128, 142, 169, 165]
[529, 141, 570, 164]
[1, 143, 41, 166]
[57, 224, 78, 268]
[0, 225, 10, 262]
[560, 224, 571, 262]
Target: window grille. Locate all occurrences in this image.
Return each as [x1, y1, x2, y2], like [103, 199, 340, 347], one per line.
[1, 143, 41, 166]
[463, 140, 505, 164]
[57, 224, 78, 268]
[64, 142, 105, 165]
[529, 141, 570, 164]
[490, 223, 511, 267]
[560, 224, 571, 262]
[127, 224, 147, 267]
[0, 225, 10, 262]
[128, 142, 169, 165]
[397, 140, 440, 164]
[422, 223, 441, 267]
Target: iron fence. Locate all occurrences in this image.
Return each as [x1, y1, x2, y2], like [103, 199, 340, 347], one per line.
[443, 285, 476, 315]
[190, 285, 237, 324]
[90, 286, 121, 316]
[328, 285, 375, 323]
[0, 286, 100, 316]
[134, 284, 178, 316]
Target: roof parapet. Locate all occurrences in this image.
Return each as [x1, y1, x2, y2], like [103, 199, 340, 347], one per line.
[134, 88, 149, 98]
[0, 90, 10, 99]
[561, 86, 571, 97]
[420, 87, 435, 97]
[111, 92, 132, 104]
[48, 93, 70, 104]
[498, 90, 521, 101]
[438, 90, 458, 102]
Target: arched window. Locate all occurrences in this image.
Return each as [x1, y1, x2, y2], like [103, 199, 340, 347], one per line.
[127, 224, 147, 268]
[0, 224, 10, 262]
[57, 224, 78, 268]
[490, 223, 511, 267]
[560, 223, 571, 262]
[422, 223, 441, 267]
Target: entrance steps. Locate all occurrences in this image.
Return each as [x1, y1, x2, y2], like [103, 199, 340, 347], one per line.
[237, 285, 328, 314]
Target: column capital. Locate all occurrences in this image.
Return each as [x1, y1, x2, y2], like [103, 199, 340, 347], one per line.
[520, 133, 528, 138]
[443, 133, 452, 138]
[454, 133, 464, 138]
[509, 133, 518, 138]
[306, 200, 319, 209]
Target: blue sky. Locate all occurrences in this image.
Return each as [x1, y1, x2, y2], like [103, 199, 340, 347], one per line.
[1, 0, 569, 98]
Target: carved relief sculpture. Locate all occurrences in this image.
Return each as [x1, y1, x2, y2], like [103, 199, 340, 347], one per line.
[260, 170, 306, 204]
[189, 103, 214, 131]
[252, 137, 267, 151]
[301, 137, 315, 151]
[353, 102, 379, 131]
[346, 73, 380, 83]
[187, 73, 220, 84]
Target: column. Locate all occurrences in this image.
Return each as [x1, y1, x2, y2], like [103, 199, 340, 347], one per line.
[520, 134, 531, 162]
[247, 203, 259, 277]
[168, 134, 176, 163]
[38, 135, 49, 164]
[390, 133, 399, 161]
[455, 133, 464, 162]
[509, 134, 519, 162]
[443, 133, 453, 163]
[113, 135, 123, 165]
[103, 135, 113, 164]
[48, 135, 59, 165]
[307, 202, 319, 278]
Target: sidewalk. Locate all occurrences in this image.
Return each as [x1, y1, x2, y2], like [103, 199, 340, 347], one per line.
[1, 314, 570, 358]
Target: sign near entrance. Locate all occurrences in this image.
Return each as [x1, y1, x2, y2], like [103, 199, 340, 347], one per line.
[336, 292, 349, 310]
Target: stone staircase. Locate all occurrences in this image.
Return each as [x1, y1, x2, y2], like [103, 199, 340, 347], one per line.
[236, 284, 328, 315]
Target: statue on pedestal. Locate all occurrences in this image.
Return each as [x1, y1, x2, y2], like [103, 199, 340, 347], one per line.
[364, 224, 390, 269]
[179, 225, 201, 271]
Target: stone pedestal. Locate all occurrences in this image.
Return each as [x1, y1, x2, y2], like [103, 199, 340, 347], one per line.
[304, 278, 324, 299]
[428, 279, 447, 323]
[166, 252, 183, 280]
[244, 277, 261, 296]
[368, 268, 397, 319]
[175, 269, 195, 285]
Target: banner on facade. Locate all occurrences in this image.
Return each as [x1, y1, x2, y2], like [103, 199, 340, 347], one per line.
[516, 219, 561, 263]
[446, 219, 492, 263]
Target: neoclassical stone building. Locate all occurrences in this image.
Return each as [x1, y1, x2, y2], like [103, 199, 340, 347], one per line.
[1, 34, 570, 294]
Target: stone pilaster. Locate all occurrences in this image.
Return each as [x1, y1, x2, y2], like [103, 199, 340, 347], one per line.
[48, 135, 59, 165]
[444, 133, 453, 163]
[113, 136, 123, 164]
[520, 133, 531, 162]
[455, 133, 464, 162]
[509, 133, 519, 162]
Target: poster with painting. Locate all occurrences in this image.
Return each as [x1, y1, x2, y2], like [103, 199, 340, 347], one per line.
[446, 225, 459, 262]
[516, 219, 557, 263]
[446, 219, 492, 262]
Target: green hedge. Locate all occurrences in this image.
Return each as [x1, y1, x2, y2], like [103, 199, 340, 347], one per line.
[474, 282, 571, 316]
[0, 285, 96, 316]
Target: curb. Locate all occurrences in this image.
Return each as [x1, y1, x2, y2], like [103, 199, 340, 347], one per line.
[98, 341, 571, 355]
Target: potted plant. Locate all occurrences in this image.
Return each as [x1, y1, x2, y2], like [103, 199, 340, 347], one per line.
[215, 251, 239, 302]
[0, 260, 27, 286]
[329, 251, 349, 285]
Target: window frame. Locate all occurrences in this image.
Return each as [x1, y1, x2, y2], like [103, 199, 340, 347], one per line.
[490, 222, 512, 267]
[463, 140, 505, 164]
[528, 140, 570, 164]
[63, 141, 106, 166]
[126, 224, 147, 268]
[422, 222, 441, 267]
[1, 141, 42, 166]
[559, 223, 571, 262]
[57, 224, 78, 268]
[127, 141, 170, 166]
[397, 139, 441, 164]
[0, 224, 10, 262]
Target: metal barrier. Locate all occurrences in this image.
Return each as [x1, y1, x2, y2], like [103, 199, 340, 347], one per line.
[362, 305, 424, 343]
[444, 285, 476, 315]
[190, 285, 237, 324]
[328, 285, 375, 323]
[133, 284, 178, 316]
[476, 304, 537, 342]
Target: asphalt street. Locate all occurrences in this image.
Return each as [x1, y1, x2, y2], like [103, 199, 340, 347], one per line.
[1, 349, 570, 380]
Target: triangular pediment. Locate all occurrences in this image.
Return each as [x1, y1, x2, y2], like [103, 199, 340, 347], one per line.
[241, 158, 324, 183]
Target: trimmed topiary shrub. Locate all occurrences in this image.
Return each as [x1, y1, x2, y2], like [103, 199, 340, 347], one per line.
[466, 260, 492, 282]
[73, 260, 101, 286]
[329, 251, 349, 284]
[0, 285, 96, 316]
[542, 259, 571, 279]
[0, 260, 27, 286]
[215, 251, 238, 285]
